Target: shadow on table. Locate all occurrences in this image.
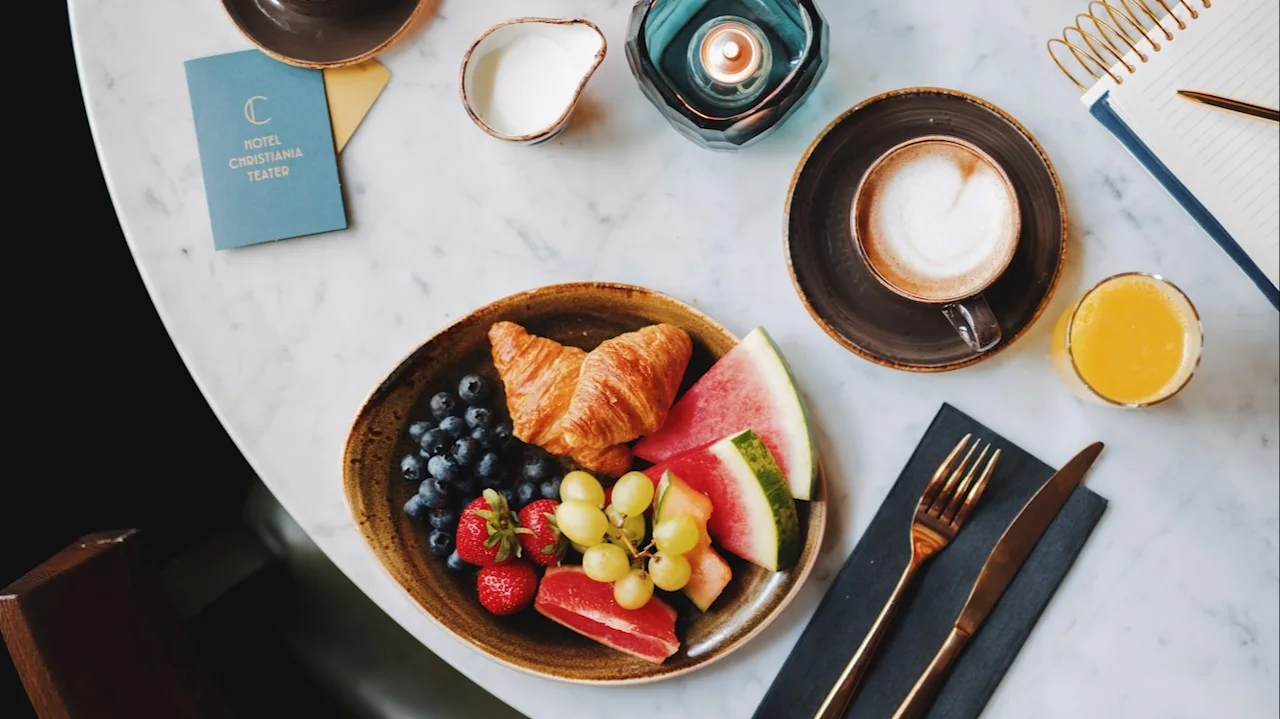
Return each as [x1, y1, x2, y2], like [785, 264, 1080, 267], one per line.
[244, 483, 526, 719]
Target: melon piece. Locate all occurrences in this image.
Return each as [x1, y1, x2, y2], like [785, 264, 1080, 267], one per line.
[653, 470, 732, 611]
[635, 327, 817, 500]
[644, 430, 801, 571]
[535, 566, 679, 664]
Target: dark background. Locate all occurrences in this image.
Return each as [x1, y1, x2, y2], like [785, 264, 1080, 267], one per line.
[4, 3, 256, 712]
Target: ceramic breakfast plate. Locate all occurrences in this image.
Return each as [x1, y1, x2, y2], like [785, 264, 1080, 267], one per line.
[343, 282, 826, 684]
[785, 87, 1068, 372]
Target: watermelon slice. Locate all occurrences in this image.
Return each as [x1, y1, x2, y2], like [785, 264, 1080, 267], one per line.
[645, 430, 801, 571]
[535, 566, 679, 664]
[634, 327, 817, 500]
[653, 470, 732, 611]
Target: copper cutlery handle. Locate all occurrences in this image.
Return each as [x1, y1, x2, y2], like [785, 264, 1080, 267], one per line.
[813, 560, 921, 719]
[891, 628, 972, 719]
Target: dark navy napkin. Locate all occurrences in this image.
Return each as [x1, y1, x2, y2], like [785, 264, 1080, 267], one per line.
[754, 403, 1107, 719]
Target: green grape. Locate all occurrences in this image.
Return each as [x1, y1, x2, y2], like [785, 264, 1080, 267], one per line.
[606, 508, 647, 551]
[604, 503, 627, 527]
[560, 470, 606, 508]
[613, 569, 654, 610]
[582, 543, 630, 583]
[621, 514, 647, 545]
[611, 472, 655, 516]
[648, 552, 692, 591]
[556, 501, 608, 547]
[653, 515, 699, 555]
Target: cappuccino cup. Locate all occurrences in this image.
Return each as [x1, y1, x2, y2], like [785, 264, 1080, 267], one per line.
[851, 135, 1021, 353]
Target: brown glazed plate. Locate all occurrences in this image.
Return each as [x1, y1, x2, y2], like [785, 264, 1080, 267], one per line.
[221, 0, 431, 69]
[343, 283, 826, 683]
[785, 87, 1068, 372]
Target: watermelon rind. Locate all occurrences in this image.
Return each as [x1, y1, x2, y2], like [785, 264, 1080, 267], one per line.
[710, 430, 802, 571]
[739, 328, 817, 501]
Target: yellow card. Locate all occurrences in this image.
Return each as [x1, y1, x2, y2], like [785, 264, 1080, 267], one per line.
[323, 60, 392, 153]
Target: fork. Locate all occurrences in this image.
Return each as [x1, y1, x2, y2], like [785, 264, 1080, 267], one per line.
[813, 434, 1001, 719]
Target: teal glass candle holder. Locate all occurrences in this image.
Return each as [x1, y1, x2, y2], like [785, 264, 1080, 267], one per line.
[625, 0, 828, 150]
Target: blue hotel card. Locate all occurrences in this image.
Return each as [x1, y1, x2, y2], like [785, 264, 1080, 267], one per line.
[185, 50, 347, 250]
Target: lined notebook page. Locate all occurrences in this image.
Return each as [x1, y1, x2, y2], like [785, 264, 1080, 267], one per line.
[1083, 0, 1280, 289]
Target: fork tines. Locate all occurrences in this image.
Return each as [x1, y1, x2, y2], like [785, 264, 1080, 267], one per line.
[919, 434, 1001, 531]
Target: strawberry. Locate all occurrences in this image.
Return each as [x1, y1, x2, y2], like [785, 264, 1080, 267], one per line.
[517, 499, 566, 567]
[476, 561, 539, 616]
[456, 489, 523, 566]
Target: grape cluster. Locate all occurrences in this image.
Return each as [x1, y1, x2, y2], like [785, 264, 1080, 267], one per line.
[554, 471, 698, 609]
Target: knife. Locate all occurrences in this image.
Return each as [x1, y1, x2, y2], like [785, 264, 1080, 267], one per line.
[890, 441, 1104, 719]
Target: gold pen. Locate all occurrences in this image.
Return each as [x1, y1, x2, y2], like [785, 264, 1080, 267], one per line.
[1177, 90, 1280, 122]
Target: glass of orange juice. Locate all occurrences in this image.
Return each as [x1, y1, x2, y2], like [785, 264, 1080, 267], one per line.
[1051, 273, 1202, 407]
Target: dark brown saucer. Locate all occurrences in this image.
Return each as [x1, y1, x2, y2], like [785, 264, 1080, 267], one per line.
[343, 283, 826, 683]
[222, 0, 431, 69]
[785, 87, 1068, 372]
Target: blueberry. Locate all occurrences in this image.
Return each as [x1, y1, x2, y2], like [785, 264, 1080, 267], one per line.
[418, 479, 452, 509]
[400, 454, 425, 483]
[451, 437, 481, 467]
[439, 415, 467, 439]
[493, 420, 518, 453]
[458, 374, 492, 405]
[514, 481, 537, 509]
[429, 392, 460, 421]
[539, 476, 562, 501]
[408, 420, 435, 443]
[446, 550, 468, 572]
[419, 428, 451, 457]
[522, 454, 553, 483]
[454, 474, 481, 498]
[403, 494, 431, 521]
[427, 530, 455, 557]
[470, 426, 494, 450]
[464, 405, 494, 430]
[428, 507, 458, 531]
[427, 455, 461, 483]
[480, 473, 508, 490]
[498, 488, 517, 511]
[475, 452, 505, 480]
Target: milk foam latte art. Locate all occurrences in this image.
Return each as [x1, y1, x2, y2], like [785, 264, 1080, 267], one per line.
[854, 138, 1020, 303]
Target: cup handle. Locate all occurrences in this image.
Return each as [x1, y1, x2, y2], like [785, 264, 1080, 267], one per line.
[942, 295, 1002, 353]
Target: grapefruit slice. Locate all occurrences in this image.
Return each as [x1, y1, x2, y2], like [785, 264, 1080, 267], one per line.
[653, 470, 732, 611]
[535, 566, 679, 664]
[645, 430, 801, 571]
[634, 327, 817, 500]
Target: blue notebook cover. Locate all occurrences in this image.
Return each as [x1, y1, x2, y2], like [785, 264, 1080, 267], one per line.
[184, 50, 347, 250]
[1089, 92, 1279, 310]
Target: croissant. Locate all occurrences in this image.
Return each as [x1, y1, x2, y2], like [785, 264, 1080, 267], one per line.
[564, 443, 633, 478]
[561, 323, 692, 450]
[488, 321, 632, 476]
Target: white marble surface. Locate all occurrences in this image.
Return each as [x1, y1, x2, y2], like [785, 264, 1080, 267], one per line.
[69, 0, 1278, 716]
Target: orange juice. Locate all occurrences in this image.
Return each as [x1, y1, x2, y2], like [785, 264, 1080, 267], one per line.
[1051, 274, 1201, 406]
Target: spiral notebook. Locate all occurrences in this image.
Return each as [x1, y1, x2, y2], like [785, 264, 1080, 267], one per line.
[1050, 0, 1280, 309]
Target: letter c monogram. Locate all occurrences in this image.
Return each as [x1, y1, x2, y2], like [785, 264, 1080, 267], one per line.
[244, 95, 271, 125]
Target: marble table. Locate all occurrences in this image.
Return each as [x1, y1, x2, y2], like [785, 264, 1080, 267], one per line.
[69, 0, 1279, 716]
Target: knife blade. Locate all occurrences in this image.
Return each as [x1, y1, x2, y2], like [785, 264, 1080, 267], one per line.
[954, 440, 1103, 635]
[892, 441, 1104, 719]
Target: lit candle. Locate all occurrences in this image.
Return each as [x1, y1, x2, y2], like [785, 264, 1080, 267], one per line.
[700, 20, 763, 85]
[688, 16, 772, 108]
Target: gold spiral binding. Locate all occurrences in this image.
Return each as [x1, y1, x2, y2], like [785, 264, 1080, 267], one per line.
[1048, 0, 1211, 92]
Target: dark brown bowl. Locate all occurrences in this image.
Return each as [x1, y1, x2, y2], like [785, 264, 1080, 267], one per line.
[222, 0, 431, 69]
[343, 283, 826, 683]
[785, 87, 1068, 372]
